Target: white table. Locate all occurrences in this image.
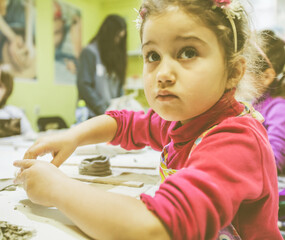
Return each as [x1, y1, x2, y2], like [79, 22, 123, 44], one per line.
[0, 134, 161, 239]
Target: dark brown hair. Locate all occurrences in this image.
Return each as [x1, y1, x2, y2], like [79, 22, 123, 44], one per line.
[258, 30, 285, 97]
[90, 14, 127, 86]
[0, 68, 14, 108]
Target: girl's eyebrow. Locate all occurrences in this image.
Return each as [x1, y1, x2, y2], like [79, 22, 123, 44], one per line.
[141, 36, 207, 50]
[175, 35, 207, 46]
[141, 40, 155, 50]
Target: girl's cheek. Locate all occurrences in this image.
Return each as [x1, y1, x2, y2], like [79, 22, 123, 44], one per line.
[143, 77, 153, 93]
[144, 62, 157, 73]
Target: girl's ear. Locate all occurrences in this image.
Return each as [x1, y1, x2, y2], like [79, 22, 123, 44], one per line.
[263, 68, 276, 87]
[226, 56, 246, 89]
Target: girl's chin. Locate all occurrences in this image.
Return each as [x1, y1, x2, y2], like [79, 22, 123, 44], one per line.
[154, 109, 195, 123]
[155, 111, 182, 122]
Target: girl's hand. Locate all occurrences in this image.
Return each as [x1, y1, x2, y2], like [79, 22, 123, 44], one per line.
[14, 160, 69, 206]
[24, 131, 78, 167]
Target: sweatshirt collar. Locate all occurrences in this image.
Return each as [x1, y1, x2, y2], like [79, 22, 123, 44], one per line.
[168, 90, 245, 145]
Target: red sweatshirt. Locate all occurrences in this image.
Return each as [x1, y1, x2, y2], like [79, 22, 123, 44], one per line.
[106, 91, 281, 240]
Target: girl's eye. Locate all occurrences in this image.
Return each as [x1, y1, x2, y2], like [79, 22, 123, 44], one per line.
[178, 47, 197, 59]
[146, 51, 160, 62]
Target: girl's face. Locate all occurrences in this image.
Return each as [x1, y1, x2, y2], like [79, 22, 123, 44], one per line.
[142, 7, 228, 124]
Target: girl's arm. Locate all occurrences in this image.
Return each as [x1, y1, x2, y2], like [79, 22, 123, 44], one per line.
[14, 160, 170, 240]
[70, 113, 118, 146]
[55, 176, 170, 240]
[24, 114, 118, 167]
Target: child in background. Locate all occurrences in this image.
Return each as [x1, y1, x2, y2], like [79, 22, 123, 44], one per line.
[0, 65, 34, 136]
[14, 0, 282, 239]
[253, 30, 285, 174]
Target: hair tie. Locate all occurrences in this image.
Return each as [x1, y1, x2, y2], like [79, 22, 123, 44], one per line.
[212, 0, 243, 53]
[134, 7, 147, 30]
[140, 8, 147, 19]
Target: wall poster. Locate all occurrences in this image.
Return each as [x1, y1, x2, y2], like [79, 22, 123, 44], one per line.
[0, 0, 37, 80]
[53, 0, 82, 85]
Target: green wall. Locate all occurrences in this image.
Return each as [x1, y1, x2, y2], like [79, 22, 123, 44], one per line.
[8, 0, 102, 130]
[101, 0, 141, 52]
[7, 0, 144, 131]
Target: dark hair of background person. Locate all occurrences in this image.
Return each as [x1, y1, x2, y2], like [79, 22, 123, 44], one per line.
[89, 14, 127, 86]
[0, 69, 14, 108]
[259, 30, 285, 97]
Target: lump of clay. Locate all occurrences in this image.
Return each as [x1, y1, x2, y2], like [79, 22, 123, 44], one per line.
[79, 155, 112, 176]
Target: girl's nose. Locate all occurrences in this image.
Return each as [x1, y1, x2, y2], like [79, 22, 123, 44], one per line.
[156, 59, 176, 87]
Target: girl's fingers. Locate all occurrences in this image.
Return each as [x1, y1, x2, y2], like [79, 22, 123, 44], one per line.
[13, 160, 37, 186]
[23, 151, 37, 160]
[23, 143, 41, 159]
[13, 159, 36, 169]
[14, 168, 26, 185]
[23, 140, 49, 159]
[14, 173, 23, 185]
[51, 153, 65, 167]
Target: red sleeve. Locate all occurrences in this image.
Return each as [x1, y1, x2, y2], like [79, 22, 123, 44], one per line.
[141, 117, 278, 239]
[106, 109, 171, 151]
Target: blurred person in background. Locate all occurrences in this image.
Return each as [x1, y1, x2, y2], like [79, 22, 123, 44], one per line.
[76, 14, 127, 120]
[0, 64, 34, 137]
[253, 30, 285, 174]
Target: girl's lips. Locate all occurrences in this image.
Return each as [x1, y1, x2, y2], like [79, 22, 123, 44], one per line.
[156, 90, 178, 101]
[157, 90, 176, 96]
[156, 95, 178, 101]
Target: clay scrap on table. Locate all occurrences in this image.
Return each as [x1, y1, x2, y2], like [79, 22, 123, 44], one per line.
[0, 221, 36, 240]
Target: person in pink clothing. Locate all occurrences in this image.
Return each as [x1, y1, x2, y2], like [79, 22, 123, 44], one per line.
[14, 0, 282, 239]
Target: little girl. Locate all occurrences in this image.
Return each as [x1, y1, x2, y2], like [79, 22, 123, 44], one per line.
[14, 0, 282, 239]
[253, 30, 285, 174]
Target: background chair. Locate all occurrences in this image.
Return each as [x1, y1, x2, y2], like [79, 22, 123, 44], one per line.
[37, 116, 68, 132]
